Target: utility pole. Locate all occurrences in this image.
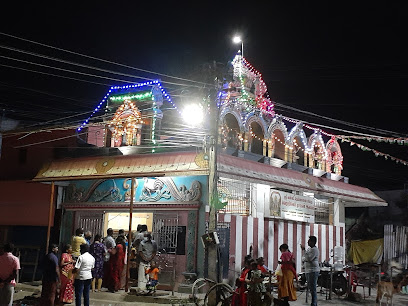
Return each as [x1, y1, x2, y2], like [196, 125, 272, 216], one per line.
[207, 62, 221, 304]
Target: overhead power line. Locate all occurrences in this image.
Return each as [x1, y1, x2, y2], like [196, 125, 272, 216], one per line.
[0, 63, 112, 86]
[0, 32, 212, 86]
[0, 55, 149, 85]
[275, 102, 407, 137]
[0, 45, 204, 88]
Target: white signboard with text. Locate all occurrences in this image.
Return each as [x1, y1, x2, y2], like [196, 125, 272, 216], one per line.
[268, 189, 315, 223]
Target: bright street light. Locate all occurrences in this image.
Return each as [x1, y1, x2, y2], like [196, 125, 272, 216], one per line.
[232, 36, 242, 44]
[182, 103, 204, 126]
[232, 35, 244, 58]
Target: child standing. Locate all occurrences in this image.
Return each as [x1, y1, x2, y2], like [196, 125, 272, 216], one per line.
[246, 261, 266, 306]
[145, 261, 160, 292]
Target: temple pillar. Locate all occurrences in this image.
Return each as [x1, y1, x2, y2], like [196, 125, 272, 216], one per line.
[309, 154, 314, 168]
[268, 140, 274, 158]
[244, 132, 249, 152]
[263, 140, 267, 156]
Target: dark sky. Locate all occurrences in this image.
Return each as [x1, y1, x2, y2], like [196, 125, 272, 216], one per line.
[0, 3, 407, 190]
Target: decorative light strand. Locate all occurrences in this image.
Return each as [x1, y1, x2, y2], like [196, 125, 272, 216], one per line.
[109, 92, 152, 102]
[77, 80, 180, 131]
[230, 54, 275, 117]
[77, 80, 159, 131]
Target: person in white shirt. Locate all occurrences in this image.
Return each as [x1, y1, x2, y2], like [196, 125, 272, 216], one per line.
[74, 244, 95, 306]
[301, 236, 320, 306]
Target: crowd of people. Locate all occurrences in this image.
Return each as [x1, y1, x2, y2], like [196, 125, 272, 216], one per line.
[232, 235, 320, 306]
[39, 225, 158, 306]
[0, 231, 319, 306]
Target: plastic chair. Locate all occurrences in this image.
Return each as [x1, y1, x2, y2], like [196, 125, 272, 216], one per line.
[350, 271, 366, 299]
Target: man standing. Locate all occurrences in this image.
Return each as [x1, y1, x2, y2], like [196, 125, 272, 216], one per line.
[103, 228, 116, 256]
[132, 225, 147, 249]
[138, 233, 157, 290]
[0, 243, 20, 306]
[103, 228, 116, 290]
[84, 231, 92, 245]
[73, 244, 95, 306]
[301, 236, 320, 306]
[71, 228, 86, 259]
[40, 244, 60, 306]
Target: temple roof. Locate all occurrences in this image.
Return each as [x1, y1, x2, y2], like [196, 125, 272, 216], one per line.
[33, 151, 386, 207]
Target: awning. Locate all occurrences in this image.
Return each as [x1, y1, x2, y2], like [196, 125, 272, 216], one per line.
[33, 151, 386, 207]
[33, 151, 209, 181]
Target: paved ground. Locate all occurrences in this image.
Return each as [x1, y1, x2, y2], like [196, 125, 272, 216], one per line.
[12, 282, 408, 305]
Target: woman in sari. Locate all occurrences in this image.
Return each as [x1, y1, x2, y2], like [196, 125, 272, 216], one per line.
[109, 236, 125, 292]
[278, 243, 297, 304]
[90, 234, 106, 292]
[59, 244, 75, 304]
[232, 256, 252, 306]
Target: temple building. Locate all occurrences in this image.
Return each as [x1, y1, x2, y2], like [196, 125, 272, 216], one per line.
[11, 55, 387, 287]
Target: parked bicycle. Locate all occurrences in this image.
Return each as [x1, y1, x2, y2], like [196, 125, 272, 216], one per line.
[191, 278, 235, 306]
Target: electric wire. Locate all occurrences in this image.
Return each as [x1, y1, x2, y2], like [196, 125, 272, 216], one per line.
[275, 103, 407, 137]
[0, 55, 149, 85]
[0, 45, 205, 88]
[0, 63, 112, 86]
[0, 32, 213, 86]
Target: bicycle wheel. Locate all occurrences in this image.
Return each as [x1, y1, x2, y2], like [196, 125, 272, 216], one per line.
[192, 278, 215, 305]
[204, 283, 234, 306]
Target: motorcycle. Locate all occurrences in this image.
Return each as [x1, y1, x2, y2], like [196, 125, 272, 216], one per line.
[297, 262, 348, 296]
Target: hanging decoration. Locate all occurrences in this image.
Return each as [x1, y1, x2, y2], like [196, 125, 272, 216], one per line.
[339, 138, 408, 166]
[338, 135, 408, 145]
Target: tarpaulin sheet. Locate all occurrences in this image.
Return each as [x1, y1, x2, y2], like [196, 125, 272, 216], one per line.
[350, 238, 383, 265]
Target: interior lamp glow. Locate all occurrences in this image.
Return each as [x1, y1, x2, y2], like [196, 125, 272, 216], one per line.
[182, 104, 204, 126]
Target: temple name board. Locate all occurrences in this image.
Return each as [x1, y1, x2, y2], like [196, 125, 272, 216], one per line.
[267, 189, 315, 223]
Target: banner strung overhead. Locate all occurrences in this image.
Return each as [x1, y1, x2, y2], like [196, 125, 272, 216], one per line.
[268, 189, 315, 223]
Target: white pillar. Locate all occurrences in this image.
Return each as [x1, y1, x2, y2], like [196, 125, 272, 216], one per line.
[333, 198, 345, 226]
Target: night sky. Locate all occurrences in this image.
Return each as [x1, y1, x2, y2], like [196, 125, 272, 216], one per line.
[0, 3, 407, 191]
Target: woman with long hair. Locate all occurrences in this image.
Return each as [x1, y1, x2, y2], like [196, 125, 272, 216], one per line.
[278, 244, 297, 305]
[89, 234, 106, 292]
[59, 244, 75, 304]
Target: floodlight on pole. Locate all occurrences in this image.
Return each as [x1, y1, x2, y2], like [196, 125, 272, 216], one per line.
[182, 104, 204, 126]
[232, 35, 244, 58]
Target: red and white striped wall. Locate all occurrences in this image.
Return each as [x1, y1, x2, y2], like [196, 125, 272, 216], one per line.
[217, 214, 345, 280]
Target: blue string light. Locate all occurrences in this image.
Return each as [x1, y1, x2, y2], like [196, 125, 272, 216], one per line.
[77, 79, 180, 131]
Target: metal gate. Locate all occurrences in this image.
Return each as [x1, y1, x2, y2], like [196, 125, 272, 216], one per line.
[384, 224, 408, 269]
[217, 223, 231, 279]
[74, 211, 105, 237]
[152, 212, 179, 289]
